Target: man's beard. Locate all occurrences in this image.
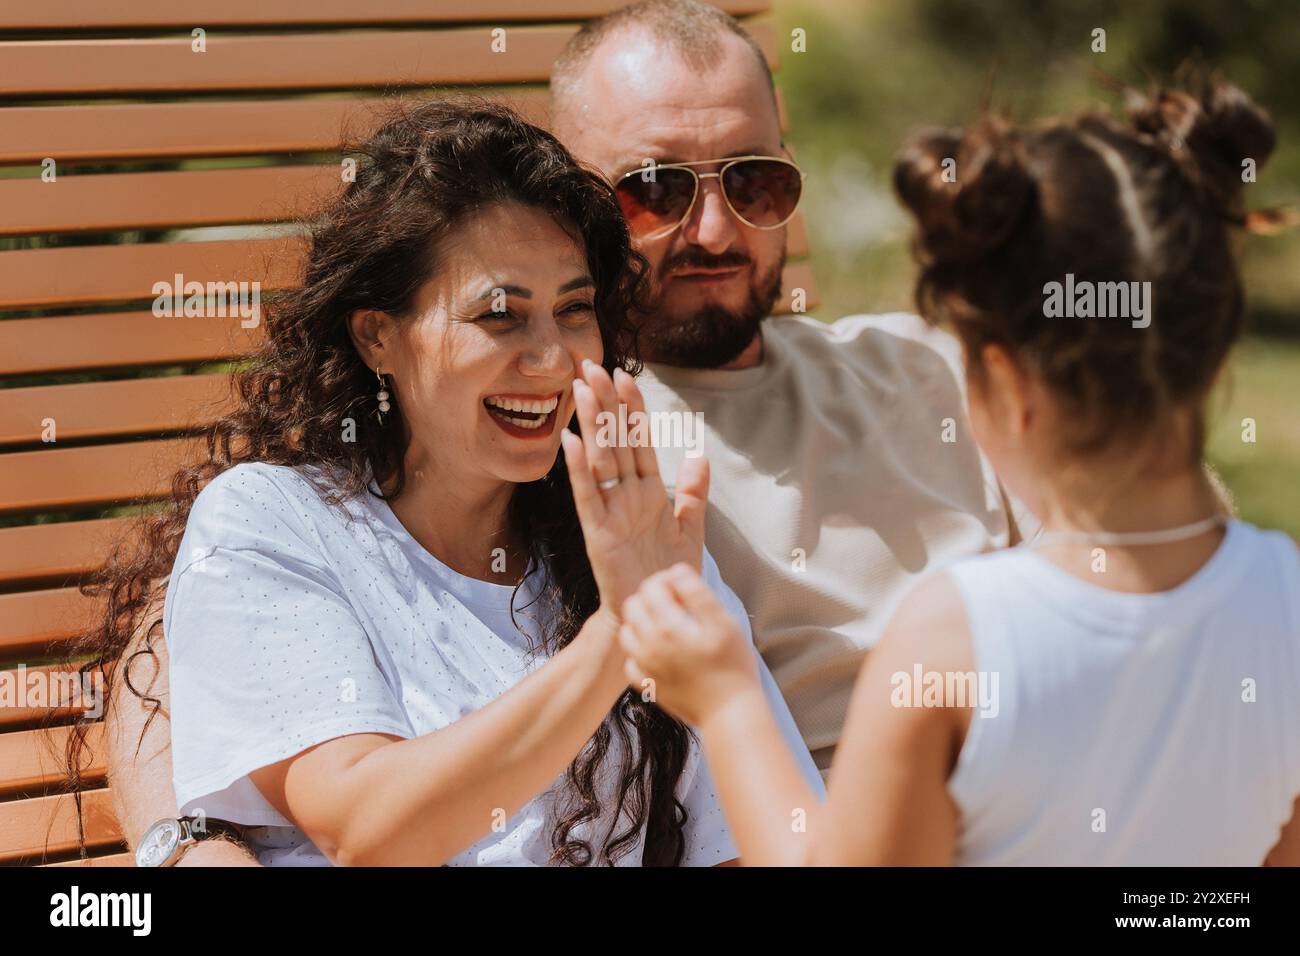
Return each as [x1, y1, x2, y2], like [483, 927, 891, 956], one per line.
[637, 248, 785, 369]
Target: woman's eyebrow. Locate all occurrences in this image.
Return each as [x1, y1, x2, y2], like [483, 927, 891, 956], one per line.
[469, 276, 591, 302]
[558, 275, 595, 293]
[471, 284, 531, 301]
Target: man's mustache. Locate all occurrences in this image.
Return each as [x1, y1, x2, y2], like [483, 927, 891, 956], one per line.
[660, 250, 752, 273]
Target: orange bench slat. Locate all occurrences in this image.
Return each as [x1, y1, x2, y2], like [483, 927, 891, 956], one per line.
[0, 165, 340, 236]
[0, 374, 235, 447]
[0, 94, 527, 165]
[0, 436, 206, 516]
[0, 723, 106, 799]
[0, 516, 137, 588]
[0, 587, 103, 661]
[2, 27, 570, 97]
[2, 23, 774, 98]
[0, 787, 123, 864]
[0, 663, 104, 731]
[0, 236, 303, 310]
[0, 518, 136, 588]
[0, 0, 768, 31]
[0, 312, 260, 377]
[0, 88, 785, 165]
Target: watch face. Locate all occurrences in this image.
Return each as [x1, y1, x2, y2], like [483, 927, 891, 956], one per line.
[137, 820, 182, 867]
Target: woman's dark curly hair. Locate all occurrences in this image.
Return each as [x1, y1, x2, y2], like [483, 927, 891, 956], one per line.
[65, 97, 697, 866]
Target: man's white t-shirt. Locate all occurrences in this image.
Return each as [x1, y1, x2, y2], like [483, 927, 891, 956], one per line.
[164, 461, 823, 866]
[636, 313, 1036, 770]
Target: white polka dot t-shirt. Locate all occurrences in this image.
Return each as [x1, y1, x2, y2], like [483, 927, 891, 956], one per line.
[164, 461, 823, 866]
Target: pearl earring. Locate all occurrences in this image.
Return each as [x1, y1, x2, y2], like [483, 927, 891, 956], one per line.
[375, 366, 391, 424]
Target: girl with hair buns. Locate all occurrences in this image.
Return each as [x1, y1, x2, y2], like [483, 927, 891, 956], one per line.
[612, 74, 1300, 865]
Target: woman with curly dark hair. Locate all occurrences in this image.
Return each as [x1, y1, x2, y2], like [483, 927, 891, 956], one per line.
[69, 98, 817, 866]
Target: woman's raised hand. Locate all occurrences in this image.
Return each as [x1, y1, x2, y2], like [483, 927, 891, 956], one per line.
[560, 360, 709, 619]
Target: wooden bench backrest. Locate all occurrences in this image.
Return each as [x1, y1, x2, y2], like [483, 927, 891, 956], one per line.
[0, 0, 816, 866]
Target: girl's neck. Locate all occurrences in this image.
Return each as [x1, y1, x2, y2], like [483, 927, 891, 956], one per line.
[1029, 460, 1229, 594]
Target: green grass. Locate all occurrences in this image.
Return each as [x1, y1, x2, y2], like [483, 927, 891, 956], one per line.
[1206, 336, 1300, 538]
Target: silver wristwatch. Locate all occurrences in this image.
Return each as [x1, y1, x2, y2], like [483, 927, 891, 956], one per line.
[134, 816, 207, 867]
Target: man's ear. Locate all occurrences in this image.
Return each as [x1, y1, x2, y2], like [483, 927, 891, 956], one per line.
[979, 343, 1033, 439]
[348, 308, 393, 372]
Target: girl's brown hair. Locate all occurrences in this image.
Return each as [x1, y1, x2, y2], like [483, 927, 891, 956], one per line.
[67, 98, 698, 866]
[893, 72, 1279, 459]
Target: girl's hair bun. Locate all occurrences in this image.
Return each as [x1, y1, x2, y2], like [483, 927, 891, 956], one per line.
[1125, 75, 1276, 214]
[892, 117, 1035, 267]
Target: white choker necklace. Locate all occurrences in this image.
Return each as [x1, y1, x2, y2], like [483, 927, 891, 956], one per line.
[1030, 514, 1226, 548]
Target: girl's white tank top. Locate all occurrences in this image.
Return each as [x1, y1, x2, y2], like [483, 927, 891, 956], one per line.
[945, 520, 1300, 865]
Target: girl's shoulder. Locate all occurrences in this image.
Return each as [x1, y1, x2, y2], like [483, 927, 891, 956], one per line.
[877, 570, 976, 677]
[1234, 519, 1300, 563]
[1229, 520, 1300, 610]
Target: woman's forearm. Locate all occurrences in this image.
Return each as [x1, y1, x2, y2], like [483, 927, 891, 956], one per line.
[317, 607, 628, 865]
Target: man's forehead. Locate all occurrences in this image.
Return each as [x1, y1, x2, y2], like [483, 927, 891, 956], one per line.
[561, 27, 780, 177]
[606, 105, 778, 176]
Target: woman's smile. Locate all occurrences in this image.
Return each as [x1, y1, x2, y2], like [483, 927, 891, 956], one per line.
[483, 390, 564, 440]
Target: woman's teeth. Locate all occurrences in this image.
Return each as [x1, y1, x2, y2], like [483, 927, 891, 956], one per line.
[493, 412, 547, 429]
[484, 395, 559, 430]
[485, 395, 559, 414]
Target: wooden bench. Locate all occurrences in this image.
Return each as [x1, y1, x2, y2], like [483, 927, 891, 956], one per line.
[0, 0, 817, 866]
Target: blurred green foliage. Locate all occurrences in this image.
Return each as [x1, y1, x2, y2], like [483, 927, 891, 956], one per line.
[774, 0, 1300, 535]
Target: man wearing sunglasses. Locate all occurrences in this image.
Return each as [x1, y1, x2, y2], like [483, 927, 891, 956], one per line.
[550, 0, 1031, 779]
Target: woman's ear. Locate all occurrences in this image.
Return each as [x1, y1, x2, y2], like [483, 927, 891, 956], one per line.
[348, 308, 393, 372]
[979, 343, 1033, 440]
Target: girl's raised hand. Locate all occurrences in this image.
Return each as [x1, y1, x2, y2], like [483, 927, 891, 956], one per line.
[618, 564, 759, 727]
[560, 360, 709, 617]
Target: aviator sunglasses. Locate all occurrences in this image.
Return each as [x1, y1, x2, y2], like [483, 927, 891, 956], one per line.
[613, 155, 806, 240]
